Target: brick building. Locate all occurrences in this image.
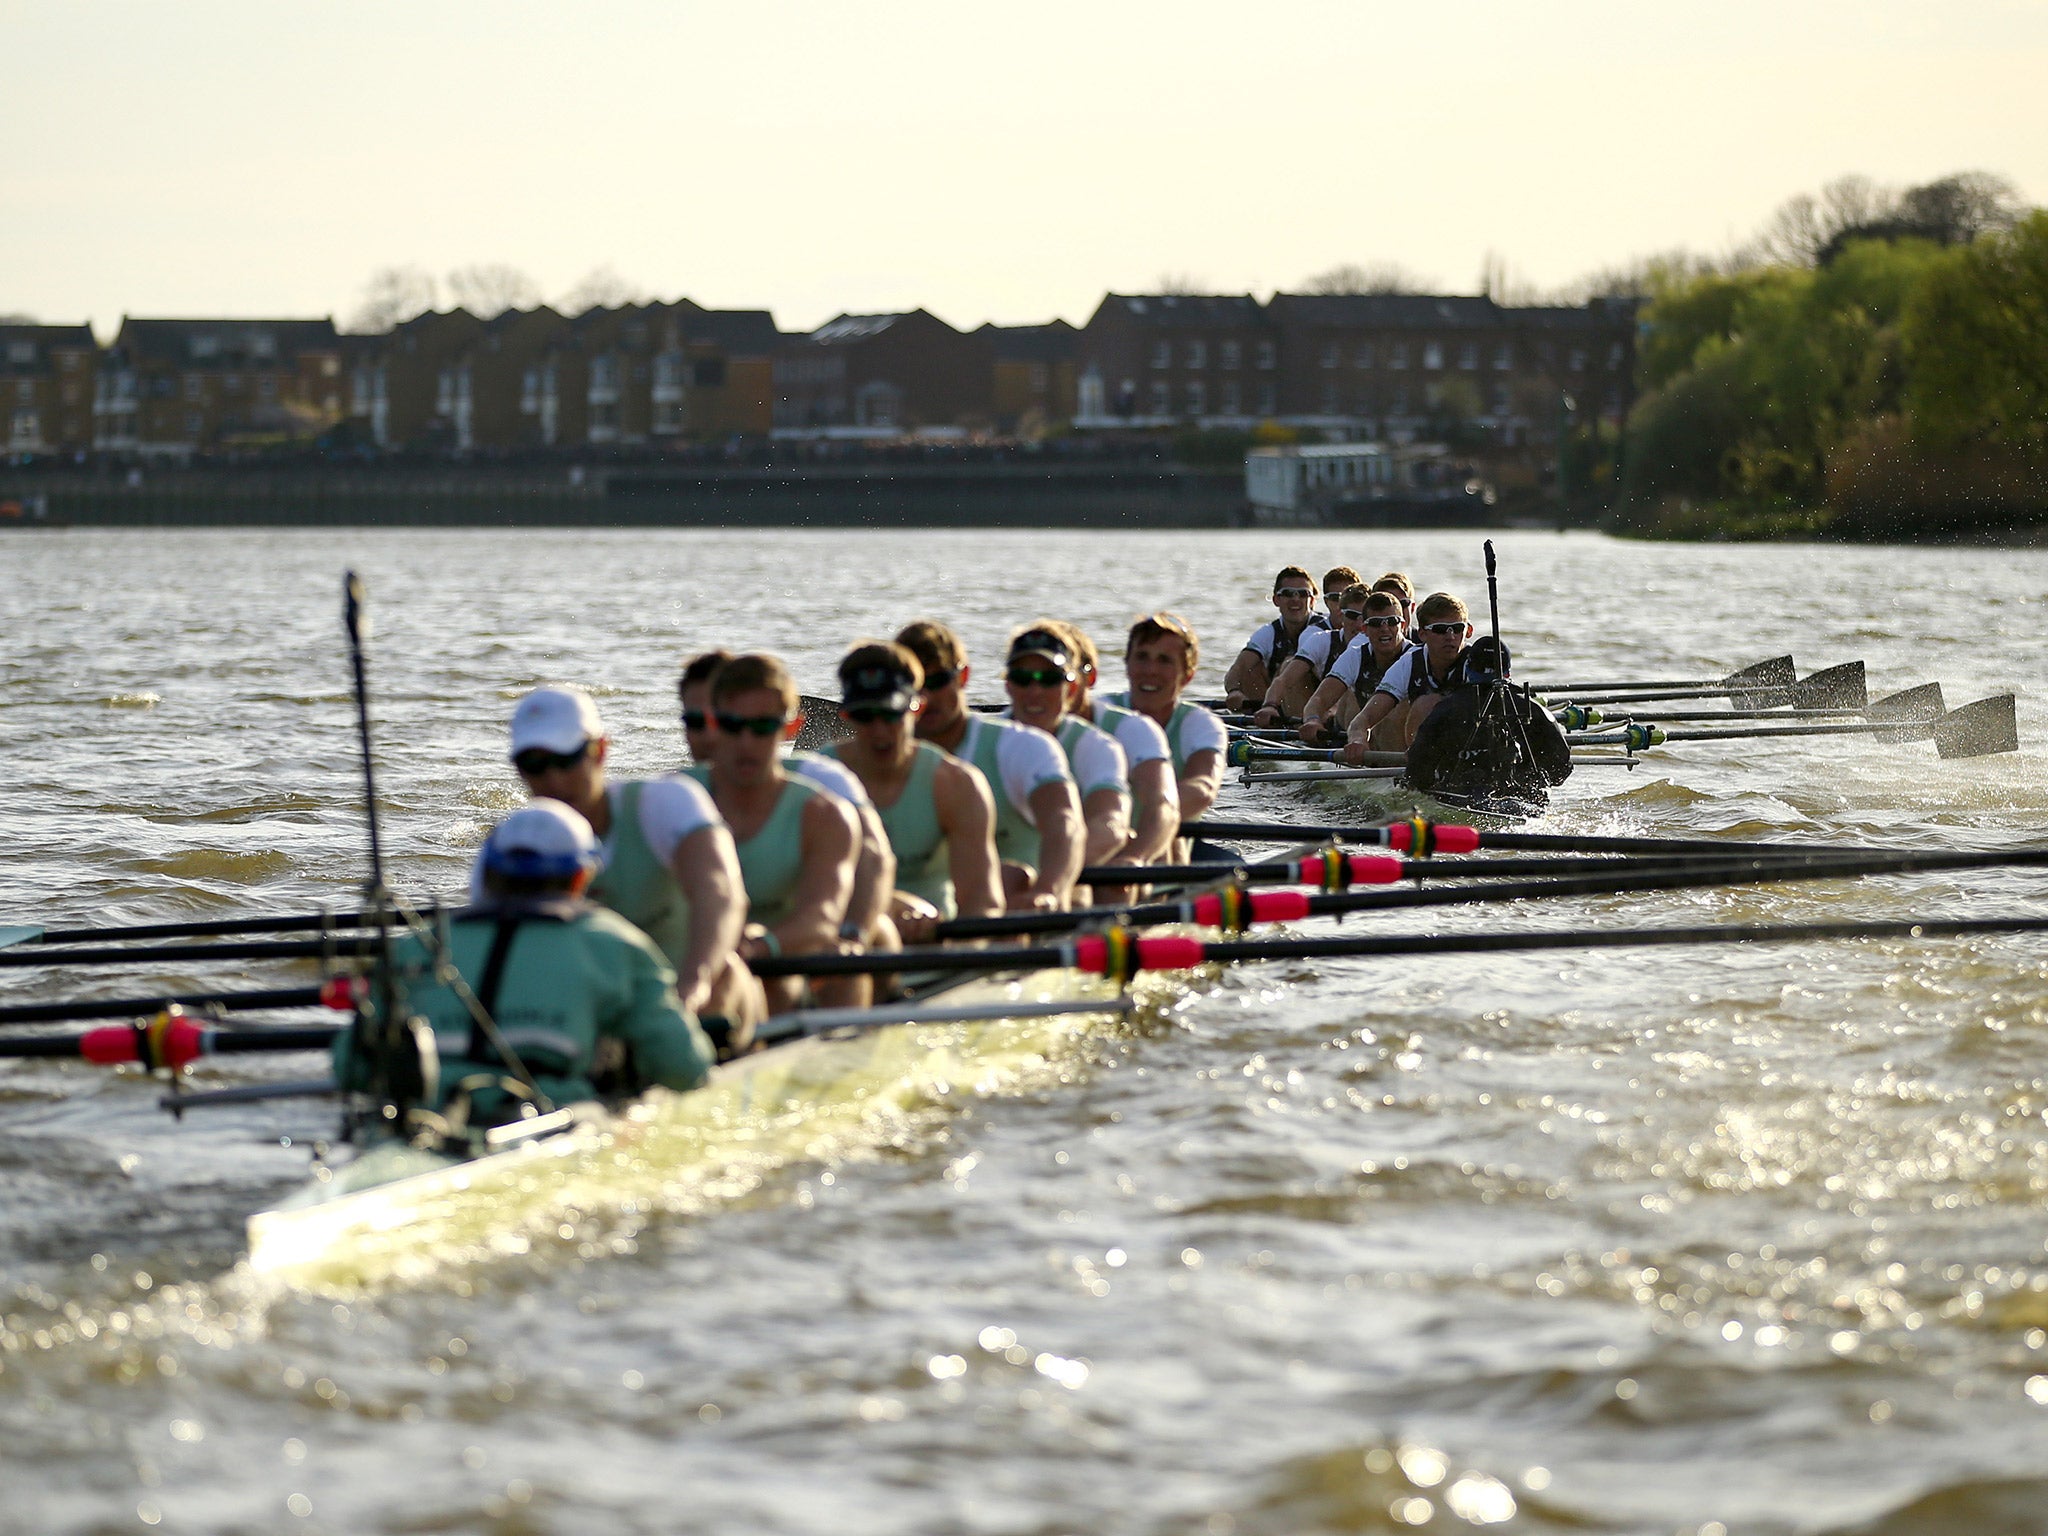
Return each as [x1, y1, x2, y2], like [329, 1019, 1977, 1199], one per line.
[773, 311, 992, 437]
[435, 307, 566, 453]
[981, 320, 1078, 437]
[1073, 294, 1275, 428]
[93, 318, 344, 456]
[1, 323, 97, 455]
[349, 309, 485, 450]
[668, 305, 779, 439]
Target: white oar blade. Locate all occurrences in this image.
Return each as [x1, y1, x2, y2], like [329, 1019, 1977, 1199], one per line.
[0, 926, 43, 951]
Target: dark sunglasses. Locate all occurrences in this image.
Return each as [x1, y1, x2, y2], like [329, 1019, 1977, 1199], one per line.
[715, 712, 787, 738]
[845, 705, 906, 724]
[512, 743, 590, 775]
[1007, 666, 1070, 688]
[1421, 621, 1469, 636]
[1363, 615, 1404, 629]
[1275, 587, 1314, 600]
[680, 708, 709, 730]
[1339, 608, 1366, 621]
[920, 668, 957, 692]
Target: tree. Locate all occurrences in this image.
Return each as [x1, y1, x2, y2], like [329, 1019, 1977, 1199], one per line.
[1299, 261, 1424, 295]
[1154, 272, 1211, 295]
[446, 263, 542, 319]
[556, 266, 647, 315]
[1551, 249, 1720, 304]
[1904, 211, 2048, 458]
[1477, 251, 1541, 305]
[345, 266, 440, 333]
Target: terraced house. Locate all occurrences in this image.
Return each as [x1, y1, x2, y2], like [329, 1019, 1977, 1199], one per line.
[0, 323, 97, 455]
[92, 318, 344, 456]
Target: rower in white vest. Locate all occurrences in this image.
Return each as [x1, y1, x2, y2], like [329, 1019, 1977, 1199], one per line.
[1107, 611, 1228, 854]
[898, 618, 1084, 913]
[1064, 621, 1178, 886]
[1252, 578, 1373, 729]
[1001, 622, 1131, 892]
[1222, 564, 1329, 713]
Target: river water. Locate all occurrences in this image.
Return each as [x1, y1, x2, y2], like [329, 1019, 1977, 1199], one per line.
[3, 527, 2047, 1536]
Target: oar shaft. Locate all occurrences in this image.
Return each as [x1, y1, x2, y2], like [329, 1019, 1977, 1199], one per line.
[24, 908, 420, 947]
[2, 937, 378, 969]
[0, 986, 334, 1028]
[1184, 819, 1913, 860]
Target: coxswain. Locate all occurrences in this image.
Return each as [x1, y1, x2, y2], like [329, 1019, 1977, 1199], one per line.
[683, 653, 865, 1010]
[1299, 587, 1413, 747]
[1222, 565, 1328, 712]
[1107, 611, 1229, 854]
[1342, 591, 1474, 762]
[898, 618, 1084, 912]
[1252, 583, 1371, 729]
[1003, 623, 1131, 891]
[680, 649, 898, 960]
[335, 799, 715, 1129]
[501, 686, 763, 1050]
[821, 640, 1003, 942]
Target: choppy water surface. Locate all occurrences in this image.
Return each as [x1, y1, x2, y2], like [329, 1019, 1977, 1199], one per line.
[4, 527, 2048, 1535]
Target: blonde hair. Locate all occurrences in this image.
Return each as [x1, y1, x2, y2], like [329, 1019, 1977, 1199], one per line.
[895, 619, 966, 675]
[710, 652, 799, 714]
[1415, 592, 1469, 626]
[1373, 571, 1415, 601]
[1321, 566, 1363, 592]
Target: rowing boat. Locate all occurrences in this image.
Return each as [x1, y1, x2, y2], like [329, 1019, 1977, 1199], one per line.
[244, 963, 1164, 1294]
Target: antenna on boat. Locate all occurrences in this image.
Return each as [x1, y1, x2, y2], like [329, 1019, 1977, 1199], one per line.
[342, 572, 407, 1132]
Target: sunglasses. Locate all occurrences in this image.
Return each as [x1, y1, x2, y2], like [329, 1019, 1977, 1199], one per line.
[512, 743, 590, 775]
[845, 705, 906, 724]
[1421, 621, 1469, 637]
[1275, 587, 1314, 600]
[715, 712, 787, 738]
[1007, 666, 1070, 688]
[1363, 616, 1403, 629]
[920, 668, 957, 692]
[1339, 608, 1366, 621]
[680, 708, 708, 730]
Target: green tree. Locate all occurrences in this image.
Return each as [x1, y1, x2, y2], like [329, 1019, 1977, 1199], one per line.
[1904, 211, 2048, 459]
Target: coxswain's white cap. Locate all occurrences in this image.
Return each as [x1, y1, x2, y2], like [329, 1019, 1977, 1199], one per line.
[509, 686, 605, 755]
[482, 798, 602, 880]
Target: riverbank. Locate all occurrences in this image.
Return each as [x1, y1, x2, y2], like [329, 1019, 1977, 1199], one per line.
[0, 461, 1246, 529]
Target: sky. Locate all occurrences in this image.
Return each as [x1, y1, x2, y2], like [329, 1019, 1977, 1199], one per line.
[3, 1, 2042, 338]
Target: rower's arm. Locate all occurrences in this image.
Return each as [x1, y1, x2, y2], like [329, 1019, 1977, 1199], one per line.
[770, 794, 859, 955]
[935, 756, 1004, 920]
[1079, 786, 1131, 865]
[1342, 691, 1400, 765]
[666, 823, 747, 1017]
[1255, 656, 1313, 722]
[1300, 671, 1349, 729]
[846, 800, 896, 938]
[1117, 757, 1179, 866]
[1022, 779, 1084, 909]
[1176, 747, 1222, 825]
[1222, 648, 1267, 710]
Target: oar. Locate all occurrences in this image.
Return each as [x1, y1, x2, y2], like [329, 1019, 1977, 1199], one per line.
[1592, 683, 1946, 726]
[0, 906, 428, 952]
[1549, 661, 1866, 710]
[759, 841, 2048, 975]
[795, 694, 855, 749]
[1522, 656, 1796, 695]
[0, 1017, 339, 1067]
[2, 937, 381, 969]
[1176, 816, 1933, 860]
[0, 979, 359, 1029]
[1569, 695, 2018, 759]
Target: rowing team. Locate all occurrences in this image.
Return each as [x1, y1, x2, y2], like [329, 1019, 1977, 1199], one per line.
[1221, 563, 1507, 764]
[333, 614, 1230, 1126]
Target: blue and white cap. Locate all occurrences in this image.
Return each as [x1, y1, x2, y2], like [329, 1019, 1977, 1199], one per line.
[482, 798, 603, 881]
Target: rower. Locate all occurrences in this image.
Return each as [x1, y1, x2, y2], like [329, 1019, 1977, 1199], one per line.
[1319, 565, 1364, 629]
[1004, 622, 1131, 886]
[502, 686, 763, 1049]
[1222, 565, 1328, 712]
[821, 640, 1003, 943]
[1252, 583, 1371, 729]
[335, 799, 714, 1128]
[898, 618, 1084, 912]
[683, 653, 865, 1010]
[680, 649, 898, 961]
[1373, 571, 1417, 631]
[1341, 591, 1474, 762]
[1299, 587, 1412, 747]
[1106, 610, 1228, 849]
[1066, 622, 1179, 893]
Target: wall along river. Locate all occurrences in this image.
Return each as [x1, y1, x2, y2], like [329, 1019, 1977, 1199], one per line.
[3, 527, 2047, 1536]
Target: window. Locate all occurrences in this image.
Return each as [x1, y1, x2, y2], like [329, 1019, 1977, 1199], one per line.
[692, 357, 726, 387]
[1459, 343, 1479, 370]
[1321, 342, 1339, 369]
[1149, 380, 1170, 415]
[1320, 383, 1339, 414]
[1392, 385, 1409, 413]
[223, 374, 242, 393]
[1493, 342, 1512, 370]
[1187, 380, 1206, 414]
[1425, 382, 1443, 409]
[1354, 343, 1375, 369]
[1568, 348, 1587, 372]
[1607, 342, 1625, 371]
[183, 375, 202, 402]
[1220, 340, 1240, 369]
[14, 379, 32, 402]
[257, 376, 277, 399]
[1256, 381, 1276, 414]
[1186, 340, 1206, 370]
[1151, 340, 1171, 369]
[184, 412, 203, 436]
[5, 341, 32, 365]
[1256, 340, 1276, 370]
[1221, 379, 1241, 414]
[1491, 384, 1510, 415]
[1029, 363, 1049, 392]
[1389, 343, 1408, 370]
[190, 335, 219, 360]
[1422, 343, 1443, 371]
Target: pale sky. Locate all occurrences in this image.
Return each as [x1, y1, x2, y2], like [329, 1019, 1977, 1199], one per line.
[4, 1, 2041, 338]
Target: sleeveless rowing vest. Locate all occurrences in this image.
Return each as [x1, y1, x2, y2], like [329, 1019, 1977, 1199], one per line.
[586, 780, 695, 975]
[825, 740, 954, 918]
[1106, 692, 1201, 778]
[960, 716, 1040, 869]
[1349, 648, 1402, 707]
[684, 768, 821, 928]
[1254, 616, 1324, 671]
